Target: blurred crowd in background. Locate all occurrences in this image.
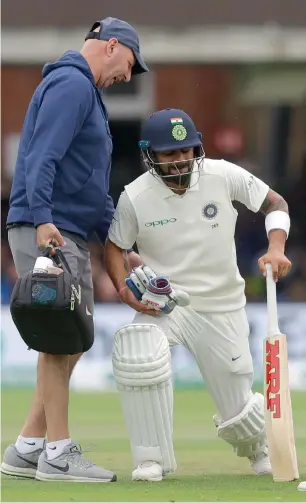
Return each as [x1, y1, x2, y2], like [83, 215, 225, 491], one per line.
[234, 154, 306, 302]
[2, 0, 306, 305]
[2, 151, 306, 304]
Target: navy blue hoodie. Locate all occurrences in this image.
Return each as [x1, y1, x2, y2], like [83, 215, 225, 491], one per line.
[7, 51, 114, 242]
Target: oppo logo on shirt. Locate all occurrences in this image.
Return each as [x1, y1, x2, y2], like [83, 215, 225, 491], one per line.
[145, 218, 177, 227]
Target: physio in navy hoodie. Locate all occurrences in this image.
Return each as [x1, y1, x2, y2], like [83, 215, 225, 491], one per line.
[3, 18, 148, 482]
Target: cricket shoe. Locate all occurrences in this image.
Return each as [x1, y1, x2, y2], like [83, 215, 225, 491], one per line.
[132, 461, 163, 482]
[298, 481, 306, 491]
[249, 451, 272, 475]
[1, 443, 45, 478]
[35, 442, 117, 482]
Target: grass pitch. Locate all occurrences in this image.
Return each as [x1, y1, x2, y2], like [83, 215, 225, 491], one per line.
[1, 388, 305, 502]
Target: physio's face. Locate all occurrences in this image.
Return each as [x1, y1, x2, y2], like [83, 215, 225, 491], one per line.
[97, 39, 135, 88]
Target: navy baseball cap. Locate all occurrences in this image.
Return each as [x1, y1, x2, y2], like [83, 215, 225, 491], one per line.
[139, 109, 202, 152]
[85, 17, 149, 75]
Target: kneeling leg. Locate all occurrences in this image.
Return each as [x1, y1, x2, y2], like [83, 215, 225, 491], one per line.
[112, 324, 176, 481]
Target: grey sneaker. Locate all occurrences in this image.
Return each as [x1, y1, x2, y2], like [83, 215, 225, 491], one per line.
[35, 443, 117, 482]
[1, 443, 44, 478]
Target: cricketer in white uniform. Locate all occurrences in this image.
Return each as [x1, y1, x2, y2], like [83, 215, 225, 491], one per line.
[105, 109, 292, 482]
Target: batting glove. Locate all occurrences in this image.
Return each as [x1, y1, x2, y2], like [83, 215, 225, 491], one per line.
[125, 265, 190, 314]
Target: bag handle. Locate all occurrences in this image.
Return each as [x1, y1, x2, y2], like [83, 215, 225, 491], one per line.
[42, 246, 72, 275]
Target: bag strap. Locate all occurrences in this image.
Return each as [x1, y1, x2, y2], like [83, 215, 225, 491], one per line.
[43, 246, 72, 275]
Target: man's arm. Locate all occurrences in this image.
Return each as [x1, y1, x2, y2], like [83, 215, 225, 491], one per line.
[95, 195, 115, 244]
[258, 189, 291, 281]
[25, 73, 93, 248]
[105, 191, 156, 313]
[104, 238, 133, 292]
[259, 189, 288, 252]
[221, 160, 291, 281]
[26, 74, 93, 227]
[127, 250, 144, 270]
[104, 239, 156, 315]
[95, 194, 143, 269]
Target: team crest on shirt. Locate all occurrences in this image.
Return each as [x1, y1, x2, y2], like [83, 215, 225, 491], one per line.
[202, 202, 219, 220]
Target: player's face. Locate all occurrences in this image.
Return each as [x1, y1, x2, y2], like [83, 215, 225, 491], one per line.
[97, 40, 135, 88]
[155, 148, 195, 188]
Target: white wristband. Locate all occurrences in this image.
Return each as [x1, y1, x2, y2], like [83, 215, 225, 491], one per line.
[265, 210, 290, 239]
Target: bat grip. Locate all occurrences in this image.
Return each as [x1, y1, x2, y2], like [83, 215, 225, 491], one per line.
[265, 263, 280, 336]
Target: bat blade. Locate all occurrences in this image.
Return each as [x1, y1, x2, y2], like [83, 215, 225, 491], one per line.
[264, 332, 299, 482]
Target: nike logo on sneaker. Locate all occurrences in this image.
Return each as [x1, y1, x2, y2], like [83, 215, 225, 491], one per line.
[17, 455, 38, 467]
[24, 441, 36, 446]
[45, 461, 69, 472]
[232, 356, 241, 361]
[48, 446, 57, 450]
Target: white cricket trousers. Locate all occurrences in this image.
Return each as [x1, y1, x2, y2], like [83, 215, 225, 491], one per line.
[132, 305, 254, 422]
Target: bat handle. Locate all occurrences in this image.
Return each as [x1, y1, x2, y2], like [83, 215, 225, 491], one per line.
[265, 263, 280, 336]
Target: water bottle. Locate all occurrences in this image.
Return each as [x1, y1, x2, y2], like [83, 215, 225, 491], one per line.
[33, 257, 54, 274]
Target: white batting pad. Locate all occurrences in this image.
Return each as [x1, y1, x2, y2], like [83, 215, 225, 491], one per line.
[112, 324, 177, 472]
[213, 392, 268, 457]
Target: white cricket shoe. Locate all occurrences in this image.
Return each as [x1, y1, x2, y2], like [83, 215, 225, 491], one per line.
[249, 452, 272, 475]
[132, 461, 163, 482]
[298, 481, 306, 491]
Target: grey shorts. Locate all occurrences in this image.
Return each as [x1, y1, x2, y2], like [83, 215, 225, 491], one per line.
[8, 226, 94, 314]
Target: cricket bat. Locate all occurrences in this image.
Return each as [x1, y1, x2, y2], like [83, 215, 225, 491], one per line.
[264, 263, 299, 482]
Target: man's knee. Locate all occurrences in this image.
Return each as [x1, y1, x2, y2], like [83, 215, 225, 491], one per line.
[113, 323, 172, 387]
[213, 392, 268, 458]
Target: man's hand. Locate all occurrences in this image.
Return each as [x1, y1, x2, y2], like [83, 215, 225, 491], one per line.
[36, 223, 66, 250]
[119, 286, 158, 316]
[258, 246, 292, 282]
[127, 250, 144, 271]
[141, 277, 190, 313]
[125, 265, 190, 314]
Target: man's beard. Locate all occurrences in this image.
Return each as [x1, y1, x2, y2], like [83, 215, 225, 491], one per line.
[167, 171, 191, 187]
[162, 161, 193, 188]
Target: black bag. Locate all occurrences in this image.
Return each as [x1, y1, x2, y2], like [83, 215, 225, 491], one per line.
[10, 247, 94, 355]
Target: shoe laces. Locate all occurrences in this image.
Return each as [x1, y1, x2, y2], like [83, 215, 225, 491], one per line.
[66, 443, 97, 470]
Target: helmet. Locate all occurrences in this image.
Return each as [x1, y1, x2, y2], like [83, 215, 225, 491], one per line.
[139, 108, 205, 189]
[139, 108, 202, 152]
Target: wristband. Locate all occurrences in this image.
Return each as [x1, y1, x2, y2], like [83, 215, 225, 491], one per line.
[265, 211, 290, 239]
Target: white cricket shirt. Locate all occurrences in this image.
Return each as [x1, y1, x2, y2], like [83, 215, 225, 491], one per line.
[108, 159, 269, 312]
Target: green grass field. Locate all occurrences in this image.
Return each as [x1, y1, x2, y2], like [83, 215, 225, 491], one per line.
[1, 388, 305, 502]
